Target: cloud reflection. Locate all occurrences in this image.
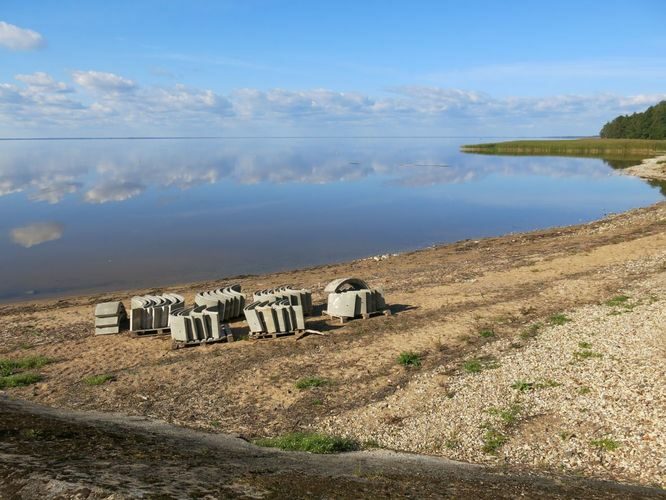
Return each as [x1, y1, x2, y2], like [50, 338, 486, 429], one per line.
[0, 140, 623, 207]
[10, 222, 64, 247]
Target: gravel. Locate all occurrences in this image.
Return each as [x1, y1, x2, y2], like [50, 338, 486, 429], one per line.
[320, 252, 666, 488]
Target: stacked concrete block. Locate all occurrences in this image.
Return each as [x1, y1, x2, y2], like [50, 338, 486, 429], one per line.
[323, 277, 388, 322]
[94, 301, 127, 335]
[170, 305, 233, 344]
[244, 298, 306, 337]
[130, 293, 185, 332]
[194, 285, 245, 321]
[253, 285, 313, 315]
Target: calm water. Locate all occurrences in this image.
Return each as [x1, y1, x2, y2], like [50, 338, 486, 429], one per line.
[0, 137, 663, 301]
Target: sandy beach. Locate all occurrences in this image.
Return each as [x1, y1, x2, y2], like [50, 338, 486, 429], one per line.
[1, 161, 664, 491]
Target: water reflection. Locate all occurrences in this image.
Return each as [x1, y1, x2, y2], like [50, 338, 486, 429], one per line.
[0, 138, 662, 301]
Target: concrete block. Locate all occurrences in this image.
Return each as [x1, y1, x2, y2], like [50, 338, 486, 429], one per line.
[130, 294, 184, 331]
[253, 286, 313, 315]
[324, 278, 388, 320]
[243, 298, 306, 335]
[94, 300, 127, 335]
[170, 304, 232, 344]
[195, 285, 245, 321]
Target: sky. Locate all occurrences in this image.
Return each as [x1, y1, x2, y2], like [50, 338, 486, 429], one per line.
[1, 0, 665, 137]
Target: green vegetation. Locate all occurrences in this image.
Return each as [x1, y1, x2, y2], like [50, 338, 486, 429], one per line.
[511, 379, 560, 391]
[590, 437, 620, 452]
[397, 351, 421, 367]
[478, 329, 495, 338]
[573, 348, 603, 361]
[463, 356, 499, 374]
[0, 355, 53, 389]
[481, 427, 508, 454]
[461, 138, 666, 158]
[83, 374, 115, 386]
[0, 372, 42, 389]
[605, 295, 630, 307]
[254, 432, 358, 454]
[549, 313, 571, 326]
[0, 355, 53, 376]
[577, 386, 591, 395]
[578, 341, 592, 349]
[487, 404, 522, 425]
[295, 376, 329, 390]
[600, 101, 666, 139]
[520, 322, 542, 340]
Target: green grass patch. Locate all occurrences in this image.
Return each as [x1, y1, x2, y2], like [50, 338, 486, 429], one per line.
[295, 376, 329, 390]
[520, 322, 542, 340]
[487, 404, 521, 425]
[549, 313, 571, 326]
[0, 372, 42, 389]
[0, 355, 53, 377]
[481, 427, 508, 454]
[479, 329, 495, 338]
[83, 374, 115, 386]
[590, 437, 620, 452]
[511, 380, 535, 392]
[397, 351, 421, 367]
[577, 386, 591, 395]
[463, 356, 499, 374]
[605, 295, 630, 307]
[253, 432, 358, 454]
[573, 349, 603, 361]
[578, 341, 592, 349]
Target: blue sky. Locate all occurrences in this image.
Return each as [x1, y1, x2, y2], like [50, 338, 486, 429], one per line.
[1, 0, 665, 136]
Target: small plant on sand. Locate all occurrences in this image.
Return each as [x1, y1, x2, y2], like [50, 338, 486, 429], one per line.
[481, 427, 508, 454]
[590, 437, 620, 452]
[573, 348, 603, 361]
[463, 356, 499, 374]
[549, 313, 571, 326]
[295, 376, 329, 390]
[487, 404, 522, 425]
[397, 351, 421, 367]
[577, 386, 591, 395]
[83, 374, 115, 386]
[578, 341, 592, 349]
[254, 432, 358, 453]
[520, 322, 542, 340]
[479, 329, 495, 338]
[511, 380, 535, 392]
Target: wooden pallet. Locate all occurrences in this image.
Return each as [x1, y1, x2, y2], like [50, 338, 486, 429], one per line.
[322, 308, 392, 324]
[128, 327, 171, 338]
[171, 335, 234, 350]
[248, 330, 301, 340]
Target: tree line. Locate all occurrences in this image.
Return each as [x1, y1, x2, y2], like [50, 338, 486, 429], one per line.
[600, 100, 666, 139]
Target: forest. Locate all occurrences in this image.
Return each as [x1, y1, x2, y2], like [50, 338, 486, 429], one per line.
[600, 101, 666, 139]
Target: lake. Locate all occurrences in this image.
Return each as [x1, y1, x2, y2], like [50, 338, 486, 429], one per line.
[0, 137, 663, 302]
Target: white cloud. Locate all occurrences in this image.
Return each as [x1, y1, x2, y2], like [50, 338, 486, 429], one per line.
[72, 70, 137, 93]
[0, 21, 45, 51]
[1, 69, 665, 136]
[10, 222, 63, 248]
[84, 180, 145, 203]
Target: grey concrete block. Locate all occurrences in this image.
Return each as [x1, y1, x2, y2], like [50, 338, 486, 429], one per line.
[194, 285, 245, 321]
[324, 278, 387, 320]
[243, 298, 306, 335]
[94, 300, 127, 335]
[130, 294, 184, 331]
[252, 286, 313, 315]
[170, 305, 232, 344]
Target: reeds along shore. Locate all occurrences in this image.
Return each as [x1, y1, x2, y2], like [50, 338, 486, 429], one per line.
[461, 138, 666, 157]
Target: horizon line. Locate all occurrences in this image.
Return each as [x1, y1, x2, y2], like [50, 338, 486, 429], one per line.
[0, 135, 593, 141]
